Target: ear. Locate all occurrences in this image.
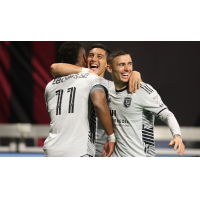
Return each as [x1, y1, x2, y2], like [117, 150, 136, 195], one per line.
[106, 64, 112, 73]
[83, 54, 87, 63]
[82, 53, 87, 67]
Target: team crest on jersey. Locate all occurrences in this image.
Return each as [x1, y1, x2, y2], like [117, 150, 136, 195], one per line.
[124, 97, 132, 108]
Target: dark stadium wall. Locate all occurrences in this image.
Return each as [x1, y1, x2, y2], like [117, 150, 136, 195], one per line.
[0, 41, 199, 126]
[0, 42, 56, 124]
[9, 42, 34, 123]
[0, 41, 11, 123]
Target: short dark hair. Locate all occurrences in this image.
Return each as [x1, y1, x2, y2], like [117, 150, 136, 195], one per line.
[58, 41, 82, 64]
[90, 43, 110, 56]
[107, 49, 130, 66]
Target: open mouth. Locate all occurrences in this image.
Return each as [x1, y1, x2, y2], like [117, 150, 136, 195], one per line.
[121, 73, 129, 78]
[90, 64, 99, 69]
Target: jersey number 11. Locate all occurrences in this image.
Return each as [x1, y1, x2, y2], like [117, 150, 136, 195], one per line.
[56, 87, 76, 115]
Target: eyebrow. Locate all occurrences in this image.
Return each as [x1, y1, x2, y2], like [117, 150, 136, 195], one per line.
[97, 53, 104, 56]
[118, 61, 132, 65]
[89, 53, 104, 57]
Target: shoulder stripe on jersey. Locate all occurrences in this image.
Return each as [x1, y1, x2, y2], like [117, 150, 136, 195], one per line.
[141, 83, 153, 90]
[144, 84, 153, 92]
[143, 85, 153, 93]
[141, 85, 152, 94]
[141, 83, 154, 94]
[140, 86, 150, 94]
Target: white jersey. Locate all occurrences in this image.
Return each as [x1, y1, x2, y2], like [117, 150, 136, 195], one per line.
[43, 72, 107, 157]
[108, 82, 168, 157]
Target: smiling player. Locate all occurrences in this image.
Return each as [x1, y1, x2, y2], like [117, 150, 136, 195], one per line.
[106, 49, 185, 157]
[50, 43, 142, 157]
[43, 42, 115, 157]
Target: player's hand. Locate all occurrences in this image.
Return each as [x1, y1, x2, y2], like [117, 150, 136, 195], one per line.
[89, 69, 97, 76]
[129, 71, 141, 94]
[169, 136, 185, 156]
[101, 142, 115, 157]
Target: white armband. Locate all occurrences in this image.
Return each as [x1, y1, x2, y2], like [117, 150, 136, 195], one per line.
[157, 109, 182, 137]
[108, 133, 116, 142]
[82, 67, 90, 72]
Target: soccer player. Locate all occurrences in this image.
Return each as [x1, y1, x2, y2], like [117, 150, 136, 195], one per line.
[50, 43, 142, 157]
[106, 49, 185, 157]
[43, 42, 115, 157]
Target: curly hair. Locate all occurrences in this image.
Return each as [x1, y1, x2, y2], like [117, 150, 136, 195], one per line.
[58, 42, 82, 64]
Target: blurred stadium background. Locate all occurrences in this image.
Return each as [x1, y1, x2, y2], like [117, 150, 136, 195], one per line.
[0, 41, 199, 157]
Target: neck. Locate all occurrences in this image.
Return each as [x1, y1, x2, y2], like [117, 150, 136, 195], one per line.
[99, 73, 104, 78]
[99, 71, 105, 78]
[75, 61, 83, 67]
[114, 81, 128, 91]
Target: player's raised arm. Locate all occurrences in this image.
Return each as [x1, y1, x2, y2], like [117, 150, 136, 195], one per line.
[91, 90, 115, 157]
[128, 71, 142, 94]
[50, 63, 96, 78]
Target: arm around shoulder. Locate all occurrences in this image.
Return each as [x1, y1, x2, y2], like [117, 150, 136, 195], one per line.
[50, 63, 82, 78]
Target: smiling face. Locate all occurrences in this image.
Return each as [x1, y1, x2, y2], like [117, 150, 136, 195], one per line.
[87, 48, 108, 77]
[107, 54, 133, 90]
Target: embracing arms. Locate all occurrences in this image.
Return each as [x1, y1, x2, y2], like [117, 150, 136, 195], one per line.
[51, 63, 142, 93]
[51, 63, 84, 78]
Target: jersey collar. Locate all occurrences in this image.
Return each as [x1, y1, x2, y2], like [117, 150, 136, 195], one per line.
[115, 85, 129, 93]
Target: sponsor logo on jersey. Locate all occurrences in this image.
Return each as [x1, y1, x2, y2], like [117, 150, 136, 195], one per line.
[124, 97, 132, 108]
[113, 118, 129, 124]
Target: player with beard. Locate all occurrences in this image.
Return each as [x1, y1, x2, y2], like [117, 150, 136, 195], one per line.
[106, 49, 185, 157]
[50, 43, 142, 157]
[43, 42, 115, 157]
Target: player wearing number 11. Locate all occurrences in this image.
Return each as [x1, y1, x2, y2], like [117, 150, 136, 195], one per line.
[43, 42, 115, 157]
